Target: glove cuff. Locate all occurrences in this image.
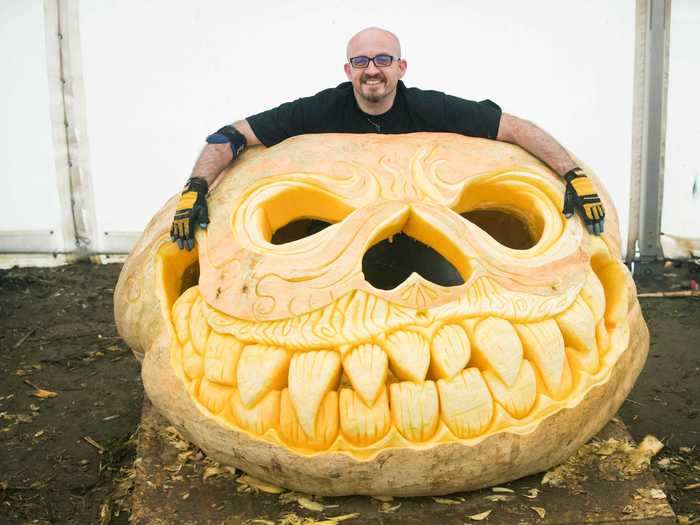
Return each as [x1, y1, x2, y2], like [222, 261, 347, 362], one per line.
[183, 177, 209, 195]
[563, 167, 585, 183]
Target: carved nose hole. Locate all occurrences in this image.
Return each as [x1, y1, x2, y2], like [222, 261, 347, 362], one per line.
[362, 232, 465, 290]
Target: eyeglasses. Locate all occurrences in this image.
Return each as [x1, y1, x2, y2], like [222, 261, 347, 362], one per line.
[348, 54, 400, 69]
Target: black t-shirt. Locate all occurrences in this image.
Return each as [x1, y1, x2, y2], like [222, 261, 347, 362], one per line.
[246, 81, 501, 147]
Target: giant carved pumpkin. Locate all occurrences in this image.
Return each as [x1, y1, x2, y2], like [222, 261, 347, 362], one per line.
[114, 133, 648, 496]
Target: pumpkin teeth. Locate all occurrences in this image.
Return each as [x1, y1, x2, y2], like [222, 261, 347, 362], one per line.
[596, 263, 630, 328]
[236, 344, 291, 408]
[339, 387, 391, 446]
[580, 270, 606, 323]
[197, 378, 232, 415]
[173, 286, 199, 344]
[189, 295, 210, 354]
[280, 388, 339, 449]
[231, 388, 280, 435]
[389, 380, 440, 442]
[204, 332, 243, 386]
[514, 320, 573, 400]
[342, 344, 388, 406]
[288, 350, 342, 440]
[483, 360, 537, 419]
[428, 324, 471, 380]
[173, 279, 617, 448]
[182, 341, 204, 381]
[383, 330, 430, 382]
[468, 317, 523, 387]
[556, 298, 599, 374]
[437, 368, 494, 438]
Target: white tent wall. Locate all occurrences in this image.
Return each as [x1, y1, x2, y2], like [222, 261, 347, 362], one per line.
[661, 0, 700, 259]
[0, 0, 66, 253]
[2, 1, 697, 261]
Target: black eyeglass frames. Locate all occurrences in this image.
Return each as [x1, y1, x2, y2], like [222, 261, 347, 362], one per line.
[348, 54, 400, 69]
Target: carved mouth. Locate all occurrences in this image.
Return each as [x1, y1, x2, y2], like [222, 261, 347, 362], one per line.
[164, 241, 631, 458]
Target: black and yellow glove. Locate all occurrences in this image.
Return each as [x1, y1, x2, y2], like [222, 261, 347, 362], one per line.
[562, 168, 605, 235]
[170, 177, 209, 250]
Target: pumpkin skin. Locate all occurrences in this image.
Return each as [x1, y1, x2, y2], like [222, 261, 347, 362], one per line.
[114, 133, 648, 496]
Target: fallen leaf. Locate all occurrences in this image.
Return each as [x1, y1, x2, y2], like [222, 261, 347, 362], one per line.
[181, 492, 190, 500]
[33, 430, 44, 438]
[522, 488, 540, 499]
[433, 497, 462, 505]
[679, 446, 692, 454]
[32, 388, 58, 399]
[98, 502, 111, 525]
[372, 495, 394, 502]
[485, 495, 511, 502]
[202, 466, 228, 481]
[379, 502, 401, 513]
[530, 506, 546, 519]
[649, 488, 666, 499]
[467, 510, 492, 521]
[682, 483, 700, 490]
[491, 487, 514, 493]
[298, 496, 325, 511]
[250, 520, 275, 525]
[236, 474, 285, 494]
[83, 435, 106, 453]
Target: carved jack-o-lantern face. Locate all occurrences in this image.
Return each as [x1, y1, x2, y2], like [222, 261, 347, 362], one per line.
[115, 134, 648, 496]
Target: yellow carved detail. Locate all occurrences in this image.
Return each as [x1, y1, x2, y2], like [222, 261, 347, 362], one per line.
[182, 341, 203, 381]
[288, 350, 342, 439]
[204, 332, 244, 386]
[429, 324, 471, 380]
[280, 388, 339, 450]
[231, 388, 280, 436]
[437, 368, 493, 438]
[390, 380, 439, 442]
[384, 330, 430, 382]
[237, 345, 291, 408]
[342, 344, 388, 406]
[197, 378, 232, 415]
[469, 317, 523, 387]
[483, 360, 537, 419]
[515, 320, 572, 400]
[339, 387, 391, 446]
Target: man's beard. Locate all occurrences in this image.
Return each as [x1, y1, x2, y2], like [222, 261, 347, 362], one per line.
[360, 75, 387, 103]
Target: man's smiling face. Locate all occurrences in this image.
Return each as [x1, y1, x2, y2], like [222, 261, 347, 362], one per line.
[344, 28, 407, 111]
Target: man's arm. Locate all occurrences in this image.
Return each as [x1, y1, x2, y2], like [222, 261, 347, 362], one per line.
[495, 113, 605, 235]
[192, 119, 262, 187]
[496, 113, 576, 176]
[170, 120, 262, 250]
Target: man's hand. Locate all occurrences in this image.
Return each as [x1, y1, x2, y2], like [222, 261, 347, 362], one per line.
[562, 168, 605, 235]
[170, 177, 209, 250]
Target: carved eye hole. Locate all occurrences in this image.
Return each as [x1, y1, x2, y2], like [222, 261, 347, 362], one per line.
[460, 209, 537, 250]
[253, 185, 354, 245]
[271, 219, 333, 244]
[455, 176, 557, 251]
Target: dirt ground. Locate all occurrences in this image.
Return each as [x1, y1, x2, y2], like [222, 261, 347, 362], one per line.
[0, 261, 699, 524]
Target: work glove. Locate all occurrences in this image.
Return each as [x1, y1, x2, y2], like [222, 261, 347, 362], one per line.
[170, 177, 209, 251]
[562, 167, 605, 235]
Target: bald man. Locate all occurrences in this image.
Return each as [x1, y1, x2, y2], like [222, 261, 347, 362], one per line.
[170, 27, 605, 250]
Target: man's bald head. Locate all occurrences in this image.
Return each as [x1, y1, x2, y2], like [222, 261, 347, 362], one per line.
[346, 27, 401, 59]
[344, 27, 406, 114]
